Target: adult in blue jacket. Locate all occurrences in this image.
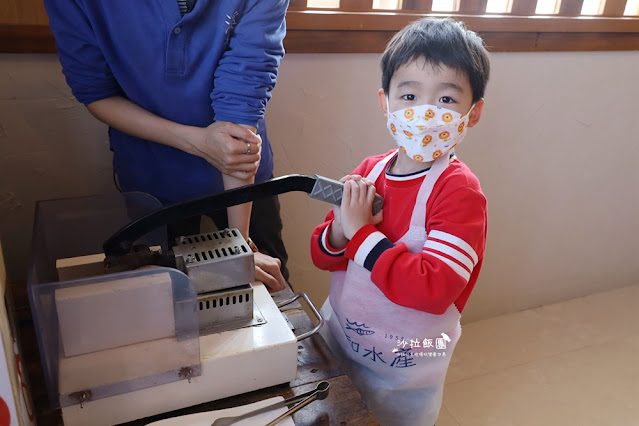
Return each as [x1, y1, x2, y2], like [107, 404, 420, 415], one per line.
[44, 0, 290, 290]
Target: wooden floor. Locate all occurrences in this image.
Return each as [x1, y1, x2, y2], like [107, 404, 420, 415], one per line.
[437, 282, 639, 426]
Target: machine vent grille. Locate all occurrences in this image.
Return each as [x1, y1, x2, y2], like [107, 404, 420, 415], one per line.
[181, 229, 239, 245]
[177, 230, 249, 264]
[198, 293, 251, 311]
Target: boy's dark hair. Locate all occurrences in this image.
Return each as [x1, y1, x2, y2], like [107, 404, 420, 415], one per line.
[381, 18, 490, 103]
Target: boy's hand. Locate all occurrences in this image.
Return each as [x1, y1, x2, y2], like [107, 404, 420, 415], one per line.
[340, 178, 383, 240]
[328, 174, 373, 247]
[330, 175, 363, 230]
[328, 204, 347, 249]
[327, 175, 352, 248]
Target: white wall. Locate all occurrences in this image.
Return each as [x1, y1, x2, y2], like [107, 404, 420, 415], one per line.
[267, 51, 639, 322]
[0, 54, 116, 286]
[1, 51, 638, 322]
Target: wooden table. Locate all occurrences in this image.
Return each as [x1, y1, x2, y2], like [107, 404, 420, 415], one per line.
[9, 281, 378, 425]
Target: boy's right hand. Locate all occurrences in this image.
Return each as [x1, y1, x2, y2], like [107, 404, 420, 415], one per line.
[327, 175, 375, 247]
[340, 176, 383, 240]
[330, 175, 352, 229]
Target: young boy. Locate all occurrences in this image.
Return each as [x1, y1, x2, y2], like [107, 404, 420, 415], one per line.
[310, 18, 490, 425]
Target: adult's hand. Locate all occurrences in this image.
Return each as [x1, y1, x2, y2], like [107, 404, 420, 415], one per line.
[86, 98, 263, 179]
[254, 252, 287, 293]
[190, 121, 262, 179]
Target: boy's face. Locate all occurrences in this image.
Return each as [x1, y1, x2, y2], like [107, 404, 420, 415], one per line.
[379, 59, 483, 128]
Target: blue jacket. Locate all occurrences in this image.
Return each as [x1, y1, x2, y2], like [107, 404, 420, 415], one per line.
[44, 0, 288, 204]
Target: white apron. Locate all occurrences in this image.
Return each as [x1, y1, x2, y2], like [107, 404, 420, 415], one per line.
[320, 151, 462, 426]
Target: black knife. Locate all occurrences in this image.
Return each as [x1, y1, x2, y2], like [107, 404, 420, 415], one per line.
[103, 174, 384, 257]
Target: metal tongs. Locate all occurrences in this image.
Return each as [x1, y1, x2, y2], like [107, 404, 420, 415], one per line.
[211, 381, 330, 426]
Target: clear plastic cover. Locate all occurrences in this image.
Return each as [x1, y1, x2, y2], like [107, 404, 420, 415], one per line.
[28, 192, 168, 287]
[27, 193, 201, 409]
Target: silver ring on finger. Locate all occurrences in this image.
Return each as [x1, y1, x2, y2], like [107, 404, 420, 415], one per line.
[246, 142, 251, 155]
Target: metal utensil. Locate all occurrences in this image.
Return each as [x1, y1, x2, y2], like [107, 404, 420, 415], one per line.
[211, 381, 330, 426]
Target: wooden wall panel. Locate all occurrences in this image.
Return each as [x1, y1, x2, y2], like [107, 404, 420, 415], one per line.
[1, 0, 638, 53]
[459, 0, 489, 14]
[345, 0, 375, 9]
[602, 0, 628, 16]
[289, 0, 309, 7]
[510, 0, 538, 15]
[0, 0, 49, 25]
[559, 0, 586, 15]
[401, 0, 433, 11]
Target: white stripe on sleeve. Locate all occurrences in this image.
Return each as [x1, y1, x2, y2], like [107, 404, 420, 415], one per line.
[425, 251, 471, 282]
[321, 225, 346, 256]
[428, 230, 478, 265]
[354, 231, 386, 267]
[423, 240, 474, 272]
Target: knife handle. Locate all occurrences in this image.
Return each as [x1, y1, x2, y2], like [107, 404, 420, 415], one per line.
[310, 175, 384, 215]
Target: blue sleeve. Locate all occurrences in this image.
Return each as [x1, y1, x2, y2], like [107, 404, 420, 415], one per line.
[211, 0, 288, 127]
[44, 0, 123, 105]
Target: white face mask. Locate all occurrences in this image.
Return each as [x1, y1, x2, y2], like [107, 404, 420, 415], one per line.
[386, 99, 474, 163]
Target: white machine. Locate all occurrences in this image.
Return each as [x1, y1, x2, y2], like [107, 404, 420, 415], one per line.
[27, 190, 326, 426]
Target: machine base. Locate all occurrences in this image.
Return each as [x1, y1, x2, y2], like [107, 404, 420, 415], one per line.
[60, 283, 298, 426]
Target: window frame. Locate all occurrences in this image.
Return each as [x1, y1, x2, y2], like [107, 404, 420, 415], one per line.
[1, 1, 638, 53]
[284, 7, 639, 53]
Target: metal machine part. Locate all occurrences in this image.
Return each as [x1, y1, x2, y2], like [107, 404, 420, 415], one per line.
[173, 229, 255, 294]
[60, 283, 299, 426]
[196, 284, 267, 333]
[28, 189, 329, 425]
[276, 292, 324, 342]
[173, 228, 264, 334]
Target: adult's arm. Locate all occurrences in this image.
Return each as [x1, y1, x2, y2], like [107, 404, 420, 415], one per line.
[211, 0, 288, 127]
[212, 0, 288, 271]
[87, 98, 262, 179]
[46, 0, 287, 290]
[44, 0, 262, 179]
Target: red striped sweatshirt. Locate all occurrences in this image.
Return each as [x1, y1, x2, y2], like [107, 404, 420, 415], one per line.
[310, 150, 487, 315]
